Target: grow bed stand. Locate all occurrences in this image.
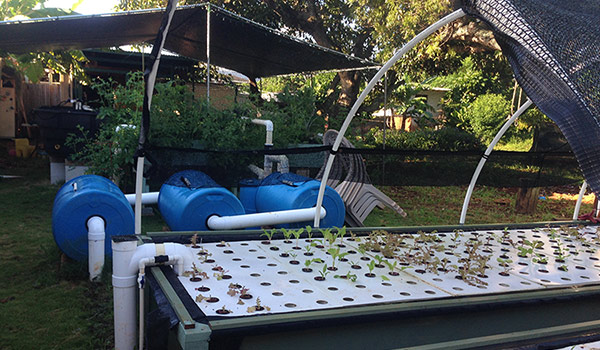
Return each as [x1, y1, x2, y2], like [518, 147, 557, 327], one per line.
[141, 222, 600, 349]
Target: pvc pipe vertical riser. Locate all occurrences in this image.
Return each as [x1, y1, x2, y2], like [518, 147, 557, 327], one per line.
[112, 239, 138, 350]
[313, 9, 467, 227]
[87, 216, 105, 281]
[573, 181, 587, 220]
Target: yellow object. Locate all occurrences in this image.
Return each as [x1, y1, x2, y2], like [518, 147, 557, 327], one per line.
[14, 138, 35, 158]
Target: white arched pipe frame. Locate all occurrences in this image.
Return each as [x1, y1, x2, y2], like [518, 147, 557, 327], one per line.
[573, 181, 587, 220]
[314, 9, 467, 227]
[459, 99, 533, 224]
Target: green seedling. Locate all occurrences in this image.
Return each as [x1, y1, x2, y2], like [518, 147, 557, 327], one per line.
[333, 272, 357, 282]
[383, 260, 397, 273]
[497, 257, 513, 275]
[304, 243, 313, 255]
[261, 229, 276, 242]
[374, 255, 385, 266]
[292, 228, 304, 248]
[327, 247, 341, 269]
[336, 226, 347, 242]
[305, 225, 314, 240]
[318, 264, 330, 279]
[281, 228, 292, 241]
[381, 275, 390, 281]
[367, 260, 376, 274]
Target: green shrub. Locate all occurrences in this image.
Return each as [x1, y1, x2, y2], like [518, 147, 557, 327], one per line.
[461, 93, 511, 144]
[68, 73, 322, 187]
[364, 127, 482, 151]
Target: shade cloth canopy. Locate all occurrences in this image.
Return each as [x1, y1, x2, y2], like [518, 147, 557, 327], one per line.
[461, 0, 600, 194]
[0, 3, 377, 78]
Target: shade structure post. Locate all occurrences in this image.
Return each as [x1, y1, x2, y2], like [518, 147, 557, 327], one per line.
[134, 0, 178, 235]
[206, 3, 211, 102]
[313, 9, 466, 227]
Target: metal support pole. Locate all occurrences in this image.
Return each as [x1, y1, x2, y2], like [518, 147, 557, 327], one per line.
[313, 9, 466, 227]
[206, 4, 211, 102]
[459, 99, 533, 224]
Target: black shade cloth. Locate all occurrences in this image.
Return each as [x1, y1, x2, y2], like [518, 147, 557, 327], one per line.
[0, 4, 377, 78]
[461, 0, 600, 193]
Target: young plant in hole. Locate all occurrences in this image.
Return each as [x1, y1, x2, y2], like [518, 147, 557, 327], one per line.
[303, 259, 314, 272]
[292, 228, 304, 249]
[334, 272, 357, 282]
[289, 252, 300, 265]
[327, 246, 341, 270]
[497, 257, 513, 276]
[384, 260, 399, 276]
[373, 255, 385, 268]
[305, 225, 313, 241]
[281, 228, 292, 243]
[261, 229, 276, 244]
[216, 305, 232, 315]
[212, 265, 229, 280]
[184, 262, 209, 281]
[247, 297, 270, 313]
[303, 243, 313, 256]
[336, 226, 347, 245]
[365, 260, 377, 277]
[316, 264, 330, 280]
[451, 229, 463, 245]
[321, 227, 339, 248]
[190, 233, 200, 248]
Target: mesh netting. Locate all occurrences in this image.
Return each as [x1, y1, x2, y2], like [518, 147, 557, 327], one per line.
[143, 144, 583, 190]
[462, 0, 600, 193]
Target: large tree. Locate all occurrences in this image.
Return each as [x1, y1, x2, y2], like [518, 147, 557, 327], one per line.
[119, 0, 505, 127]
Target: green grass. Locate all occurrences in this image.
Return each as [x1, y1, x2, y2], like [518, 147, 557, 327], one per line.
[0, 148, 594, 349]
[364, 185, 593, 227]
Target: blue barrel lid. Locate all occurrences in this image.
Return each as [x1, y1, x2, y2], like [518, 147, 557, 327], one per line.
[260, 172, 312, 186]
[239, 178, 261, 187]
[165, 169, 221, 188]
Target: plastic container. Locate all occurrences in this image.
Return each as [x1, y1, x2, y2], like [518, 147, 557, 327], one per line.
[255, 172, 345, 228]
[158, 170, 245, 231]
[52, 175, 134, 261]
[239, 178, 261, 214]
[238, 178, 261, 230]
[34, 106, 99, 158]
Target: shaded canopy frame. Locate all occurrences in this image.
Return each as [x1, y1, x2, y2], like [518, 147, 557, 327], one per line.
[0, 3, 377, 79]
[316, 0, 600, 227]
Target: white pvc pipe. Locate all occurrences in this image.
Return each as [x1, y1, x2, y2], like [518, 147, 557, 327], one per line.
[250, 118, 274, 147]
[87, 216, 105, 282]
[207, 207, 326, 230]
[125, 192, 159, 206]
[112, 238, 193, 350]
[459, 99, 533, 224]
[314, 9, 467, 227]
[137, 254, 184, 350]
[573, 181, 587, 220]
[112, 238, 138, 350]
[134, 156, 144, 235]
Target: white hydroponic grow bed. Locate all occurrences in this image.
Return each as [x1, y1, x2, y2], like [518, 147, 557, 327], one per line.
[177, 225, 600, 317]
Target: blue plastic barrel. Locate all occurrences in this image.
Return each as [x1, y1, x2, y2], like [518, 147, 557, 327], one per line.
[158, 170, 245, 231]
[239, 178, 260, 214]
[255, 172, 345, 228]
[52, 175, 134, 261]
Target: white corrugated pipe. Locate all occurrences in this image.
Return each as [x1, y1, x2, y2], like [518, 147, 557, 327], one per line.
[207, 207, 326, 230]
[112, 237, 194, 350]
[87, 216, 105, 282]
[125, 192, 159, 206]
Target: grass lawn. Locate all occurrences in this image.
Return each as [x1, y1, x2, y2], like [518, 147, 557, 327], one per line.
[0, 150, 594, 349]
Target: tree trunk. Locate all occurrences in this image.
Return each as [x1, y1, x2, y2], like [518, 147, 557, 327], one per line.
[515, 178, 539, 214]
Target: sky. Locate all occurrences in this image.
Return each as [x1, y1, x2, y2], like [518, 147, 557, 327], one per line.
[42, 0, 120, 15]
